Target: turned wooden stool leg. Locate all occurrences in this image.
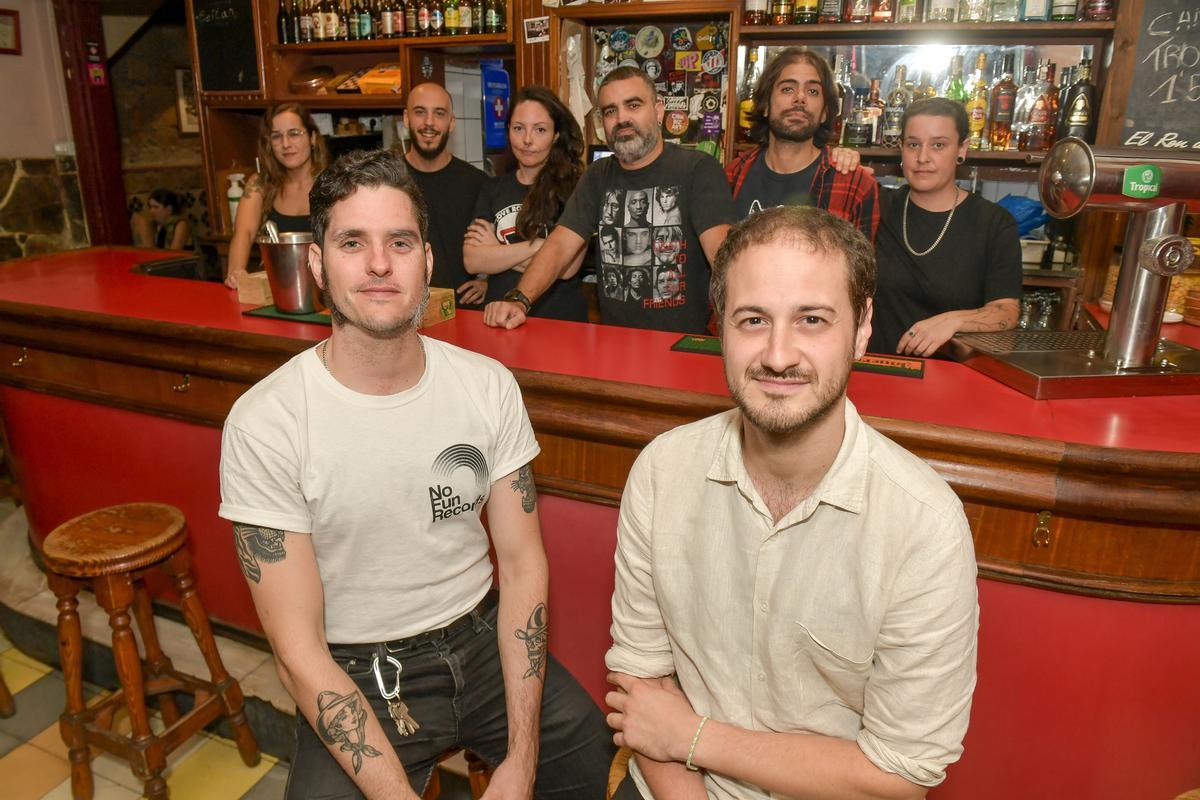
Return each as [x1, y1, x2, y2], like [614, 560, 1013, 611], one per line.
[163, 547, 260, 767]
[465, 751, 492, 799]
[0, 669, 13, 718]
[131, 581, 182, 726]
[94, 573, 169, 800]
[48, 572, 93, 800]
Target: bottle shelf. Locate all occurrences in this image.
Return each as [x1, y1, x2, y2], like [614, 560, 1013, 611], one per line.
[858, 146, 1047, 163]
[739, 20, 1116, 44]
[273, 31, 510, 53]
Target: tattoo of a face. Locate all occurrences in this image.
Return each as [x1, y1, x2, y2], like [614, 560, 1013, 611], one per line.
[515, 603, 548, 680]
[232, 524, 287, 584]
[511, 464, 537, 514]
[315, 690, 382, 774]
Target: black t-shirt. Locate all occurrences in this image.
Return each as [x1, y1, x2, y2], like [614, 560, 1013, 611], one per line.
[472, 172, 587, 322]
[557, 144, 735, 334]
[870, 187, 1023, 356]
[407, 156, 487, 309]
[732, 154, 820, 219]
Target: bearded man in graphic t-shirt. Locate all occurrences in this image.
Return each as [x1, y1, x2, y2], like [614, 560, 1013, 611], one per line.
[484, 67, 737, 335]
[219, 149, 612, 800]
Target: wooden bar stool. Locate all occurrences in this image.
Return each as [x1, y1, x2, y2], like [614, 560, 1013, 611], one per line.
[0, 671, 14, 718]
[42, 503, 260, 800]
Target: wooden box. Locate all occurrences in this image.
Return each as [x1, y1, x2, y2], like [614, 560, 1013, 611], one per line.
[236, 271, 273, 306]
[421, 287, 456, 328]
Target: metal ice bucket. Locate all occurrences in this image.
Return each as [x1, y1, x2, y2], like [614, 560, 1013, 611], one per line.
[257, 232, 320, 314]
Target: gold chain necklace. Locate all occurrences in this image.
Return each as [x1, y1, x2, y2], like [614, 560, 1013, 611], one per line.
[320, 339, 330, 372]
[902, 188, 960, 258]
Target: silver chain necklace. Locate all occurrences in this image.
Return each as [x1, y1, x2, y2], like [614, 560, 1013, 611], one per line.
[902, 188, 960, 258]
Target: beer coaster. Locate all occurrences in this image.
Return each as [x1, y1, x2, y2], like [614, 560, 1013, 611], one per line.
[702, 49, 726, 75]
[618, 57, 640, 70]
[244, 305, 332, 325]
[635, 26, 664, 59]
[609, 28, 632, 54]
[695, 23, 725, 51]
[670, 26, 693, 50]
[664, 110, 689, 135]
[642, 58, 663, 79]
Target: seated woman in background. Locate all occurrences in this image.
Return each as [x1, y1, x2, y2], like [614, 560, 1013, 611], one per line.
[131, 189, 192, 250]
[870, 98, 1021, 357]
[224, 102, 329, 289]
[463, 85, 588, 322]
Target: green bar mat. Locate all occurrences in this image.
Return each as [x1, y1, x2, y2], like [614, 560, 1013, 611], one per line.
[671, 336, 925, 379]
[244, 305, 332, 325]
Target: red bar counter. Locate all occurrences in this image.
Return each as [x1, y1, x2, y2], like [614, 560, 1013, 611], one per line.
[1, 248, 1198, 799]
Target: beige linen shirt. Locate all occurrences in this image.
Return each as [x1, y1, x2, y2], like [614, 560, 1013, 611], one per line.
[606, 401, 978, 799]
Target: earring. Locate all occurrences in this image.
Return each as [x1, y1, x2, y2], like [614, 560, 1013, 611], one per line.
[956, 155, 966, 165]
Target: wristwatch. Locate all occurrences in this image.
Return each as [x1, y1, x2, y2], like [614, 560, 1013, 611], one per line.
[502, 289, 532, 314]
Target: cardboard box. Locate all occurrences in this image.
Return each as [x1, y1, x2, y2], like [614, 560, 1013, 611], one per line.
[237, 271, 273, 306]
[422, 287, 456, 328]
[358, 64, 404, 95]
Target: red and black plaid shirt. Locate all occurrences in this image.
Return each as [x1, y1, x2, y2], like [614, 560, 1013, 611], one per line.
[725, 145, 880, 242]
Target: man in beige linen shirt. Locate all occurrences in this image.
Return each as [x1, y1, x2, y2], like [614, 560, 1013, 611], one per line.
[604, 206, 979, 800]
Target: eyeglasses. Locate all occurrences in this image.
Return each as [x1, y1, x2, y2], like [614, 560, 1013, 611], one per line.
[269, 129, 308, 143]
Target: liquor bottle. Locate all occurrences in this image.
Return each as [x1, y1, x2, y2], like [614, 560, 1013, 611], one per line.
[1020, 61, 1057, 151]
[844, 110, 873, 147]
[738, 49, 762, 143]
[897, 0, 919, 21]
[379, 0, 394, 36]
[458, 0, 472, 34]
[446, 0, 460, 34]
[1019, 0, 1049, 19]
[926, 0, 957, 21]
[863, 79, 885, 144]
[338, 0, 350, 39]
[794, 0, 819, 22]
[278, 0, 293, 43]
[881, 65, 910, 147]
[484, 0, 502, 32]
[347, 0, 361, 39]
[915, 71, 936, 99]
[1011, 64, 1038, 148]
[818, 0, 843, 23]
[943, 55, 967, 103]
[416, 0, 430, 34]
[1084, 0, 1113, 20]
[359, 0, 374, 38]
[1049, 0, 1075, 20]
[1053, 65, 1073, 133]
[1057, 58, 1096, 141]
[834, 54, 855, 144]
[299, 0, 314, 40]
[988, 54, 1018, 150]
[772, 0, 795, 26]
[959, 0, 989, 22]
[324, 0, 341, 40]
[846, 0, 872, 22]
[406, 0, 418, 35]
[991, 0, 1019, 20]
[744, 0, 769, 24]
[496, 0, 506, 32]
[872, 0, 896, 22]
[429, 0, 445, 35]
[965, 53, 989, 149]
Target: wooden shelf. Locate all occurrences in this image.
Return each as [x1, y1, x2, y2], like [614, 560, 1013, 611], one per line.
[552, 0, 740, 22]
[273, 32, 510, 53]
[271, 93, 407, 109]
[857, 146, 1047, 164]
[740, 20, 1116, 44]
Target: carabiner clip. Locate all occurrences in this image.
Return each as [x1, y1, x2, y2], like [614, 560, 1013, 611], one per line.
[371, 653, 403, 700]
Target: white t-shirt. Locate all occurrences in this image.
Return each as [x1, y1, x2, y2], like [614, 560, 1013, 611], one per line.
[219, 337, 540, 644]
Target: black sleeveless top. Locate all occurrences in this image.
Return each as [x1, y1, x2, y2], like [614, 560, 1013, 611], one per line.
[267, 207, 311, 234]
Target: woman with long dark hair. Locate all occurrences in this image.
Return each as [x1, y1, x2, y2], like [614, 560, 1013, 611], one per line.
[224, 102, 330, 288]
[463, 86, 588, 321]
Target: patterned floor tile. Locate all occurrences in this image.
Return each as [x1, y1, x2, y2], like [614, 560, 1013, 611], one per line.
[0, 672, 65, 741]
[164, 736, 274, 800]
[0, 650, 48, 696]
[39, 772, 142, 800]
[240, 761, 289, 800]
[0, 741, 71, 799]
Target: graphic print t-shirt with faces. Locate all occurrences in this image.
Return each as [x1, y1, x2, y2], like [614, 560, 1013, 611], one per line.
[558, 144, 735, 334]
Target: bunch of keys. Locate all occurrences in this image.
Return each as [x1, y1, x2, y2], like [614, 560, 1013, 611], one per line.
[372, 654, 420, 736]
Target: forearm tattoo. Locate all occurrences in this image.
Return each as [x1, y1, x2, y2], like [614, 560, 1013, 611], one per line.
[232, 523, 287, 584]
[511, 463, 537, 514]
[515, 603, 548, 680]
[314, 689, 382, 774]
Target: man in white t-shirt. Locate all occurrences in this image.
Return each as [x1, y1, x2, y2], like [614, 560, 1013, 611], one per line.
[219, 149, 612, 799]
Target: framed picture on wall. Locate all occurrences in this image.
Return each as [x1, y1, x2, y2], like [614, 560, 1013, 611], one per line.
[0, 9, 21, 56]
[175, 68, 199, 134]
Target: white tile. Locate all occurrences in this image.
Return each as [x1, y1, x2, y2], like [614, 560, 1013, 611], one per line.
[40, 772, 140, 800]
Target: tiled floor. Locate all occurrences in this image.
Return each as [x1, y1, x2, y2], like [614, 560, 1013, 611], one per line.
[0, 625, 288, 799]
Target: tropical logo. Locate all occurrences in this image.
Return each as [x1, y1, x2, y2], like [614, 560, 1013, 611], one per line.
[428, 444, 489, 522]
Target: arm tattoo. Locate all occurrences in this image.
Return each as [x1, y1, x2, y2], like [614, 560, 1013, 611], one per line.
[510, 463, 537, 514]
[314, 690, 382, 774]
[514, 603, 548, 680]
[232, 523, 287, 584]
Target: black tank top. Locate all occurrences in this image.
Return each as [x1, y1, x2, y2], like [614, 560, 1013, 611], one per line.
[267, 206, 310, 234]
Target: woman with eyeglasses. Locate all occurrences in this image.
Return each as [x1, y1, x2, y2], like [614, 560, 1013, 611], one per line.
[224, 103, 330, 289]
[869, 98, 1021, 357]
[463, 86, 588, 321]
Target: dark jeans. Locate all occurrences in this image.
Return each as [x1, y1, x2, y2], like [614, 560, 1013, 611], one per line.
[284, 596, 614, 799]
[612, 772, 647, 799]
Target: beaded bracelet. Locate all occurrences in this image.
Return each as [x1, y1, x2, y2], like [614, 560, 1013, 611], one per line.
[685, 715, 710, 772]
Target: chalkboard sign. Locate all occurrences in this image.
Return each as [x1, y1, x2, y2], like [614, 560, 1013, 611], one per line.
[192, 0, 259, 93]
[1121, 0, 1200, 150]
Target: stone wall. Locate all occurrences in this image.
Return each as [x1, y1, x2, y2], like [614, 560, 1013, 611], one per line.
[0, 157, 89, 260]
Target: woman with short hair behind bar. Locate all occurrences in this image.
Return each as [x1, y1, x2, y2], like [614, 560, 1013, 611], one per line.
[870, 97, 1022, 357]
[223, 102, 330, 289]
